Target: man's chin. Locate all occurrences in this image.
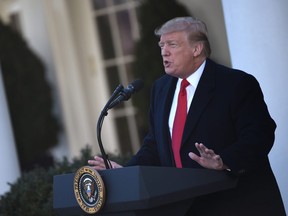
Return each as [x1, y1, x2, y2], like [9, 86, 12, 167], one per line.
[165, 70, 177, 77]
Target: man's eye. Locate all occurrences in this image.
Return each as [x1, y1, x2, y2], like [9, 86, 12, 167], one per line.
[169, 43, 178, 48]
[158, 42, 179, 48]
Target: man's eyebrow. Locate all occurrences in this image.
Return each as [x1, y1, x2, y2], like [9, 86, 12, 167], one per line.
[159, 40, 178, 44]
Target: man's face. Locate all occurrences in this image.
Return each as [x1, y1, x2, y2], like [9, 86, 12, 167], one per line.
[158, 31, 196, 78]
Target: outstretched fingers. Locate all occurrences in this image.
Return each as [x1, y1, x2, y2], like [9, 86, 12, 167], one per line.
[189, 142, 225, 170]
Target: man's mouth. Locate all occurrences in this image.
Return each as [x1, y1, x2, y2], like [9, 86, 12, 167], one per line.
[163, 60, 171, 68]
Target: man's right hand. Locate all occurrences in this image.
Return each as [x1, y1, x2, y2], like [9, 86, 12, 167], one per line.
[88, 155, 123, 170]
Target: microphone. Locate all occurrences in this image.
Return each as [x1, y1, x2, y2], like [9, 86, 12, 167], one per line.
[96, 79, 144, 169]
[107, 79, 144, 110]
[102, 84, 124, 115]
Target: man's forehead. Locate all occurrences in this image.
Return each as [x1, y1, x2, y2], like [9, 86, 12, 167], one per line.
[160, 31, 186, 40]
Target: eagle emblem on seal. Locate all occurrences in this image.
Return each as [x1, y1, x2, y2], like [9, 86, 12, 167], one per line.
[82, 177, 98, 203]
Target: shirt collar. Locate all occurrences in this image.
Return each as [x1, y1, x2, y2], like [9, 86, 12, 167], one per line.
[180, 60, 206, 88]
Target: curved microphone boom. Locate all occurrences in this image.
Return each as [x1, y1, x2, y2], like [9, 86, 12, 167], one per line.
[96, 84, 124, 169]
[96, 79, 144, 169]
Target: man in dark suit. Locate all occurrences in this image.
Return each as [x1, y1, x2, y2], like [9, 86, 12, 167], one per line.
[89, 17, 286, 215]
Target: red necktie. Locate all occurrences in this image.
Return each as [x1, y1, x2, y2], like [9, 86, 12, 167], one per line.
[172, 79, 190, 168]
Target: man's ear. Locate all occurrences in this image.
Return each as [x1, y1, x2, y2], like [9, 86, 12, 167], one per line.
[193, 42, 204, 57]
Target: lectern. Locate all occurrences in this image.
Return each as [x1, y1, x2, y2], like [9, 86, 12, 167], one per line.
[53, 166, 237, 216]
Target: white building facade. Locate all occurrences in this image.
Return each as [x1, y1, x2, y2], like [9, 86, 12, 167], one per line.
[0, 0, 287, 212]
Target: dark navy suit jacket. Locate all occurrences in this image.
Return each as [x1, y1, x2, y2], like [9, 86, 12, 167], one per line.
[127, 59, 285, 215]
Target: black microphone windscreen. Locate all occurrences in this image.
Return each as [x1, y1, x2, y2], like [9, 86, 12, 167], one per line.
[129, 79, 144, 92]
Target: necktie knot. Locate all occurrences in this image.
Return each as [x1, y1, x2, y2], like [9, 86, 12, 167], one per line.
[180, 79, 189, 95]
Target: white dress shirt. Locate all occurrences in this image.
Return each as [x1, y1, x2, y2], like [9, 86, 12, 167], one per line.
[168, 60, 206, 136]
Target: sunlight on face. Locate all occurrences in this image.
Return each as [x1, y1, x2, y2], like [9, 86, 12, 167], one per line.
[159, 31, 196, 78]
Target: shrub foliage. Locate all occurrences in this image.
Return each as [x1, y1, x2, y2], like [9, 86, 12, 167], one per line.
[0, 19, 59, 171]
[0, 147, 92, 216]
[0, 147, 131, 216]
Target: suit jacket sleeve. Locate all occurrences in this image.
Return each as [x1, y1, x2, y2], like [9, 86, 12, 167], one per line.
[126, 83, 161, 166]
[219, 73, 276, 174]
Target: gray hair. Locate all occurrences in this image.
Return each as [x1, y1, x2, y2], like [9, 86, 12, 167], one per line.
[155, 17, 211, 57]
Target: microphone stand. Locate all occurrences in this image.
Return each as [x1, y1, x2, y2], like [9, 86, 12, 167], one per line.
[96, 85, 124, 169]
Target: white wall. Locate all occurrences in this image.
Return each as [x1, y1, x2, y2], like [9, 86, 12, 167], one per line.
[179, 0, 231, 66]
[0, 65, 20, 195]
[222, 0, 288, 212]
[17, 0, 119, 159]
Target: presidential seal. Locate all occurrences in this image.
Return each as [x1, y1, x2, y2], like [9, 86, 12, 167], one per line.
[74, 166, 106, 214]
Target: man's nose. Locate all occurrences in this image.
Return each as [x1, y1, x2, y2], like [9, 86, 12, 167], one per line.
[161, 46, 170, 56]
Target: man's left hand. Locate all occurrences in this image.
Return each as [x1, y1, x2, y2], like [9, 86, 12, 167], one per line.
[188, 142, 229, 170]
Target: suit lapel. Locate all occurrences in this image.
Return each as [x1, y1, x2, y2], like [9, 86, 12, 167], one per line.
[165, 80, 177, 124]
[182, 60, 216, 144]
[155, 76, 177, 165]
[154, 60, 216, 162]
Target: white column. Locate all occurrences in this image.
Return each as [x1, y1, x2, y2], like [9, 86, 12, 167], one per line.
[0, 65, 21, 195]
[42, 0, 119, 158]
[221, 0, 288, 212]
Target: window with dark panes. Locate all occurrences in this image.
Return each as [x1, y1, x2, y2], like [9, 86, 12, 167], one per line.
[96, 15, 116, 59]
[116, 10, 134, 55]
[91, 0, 141, 154]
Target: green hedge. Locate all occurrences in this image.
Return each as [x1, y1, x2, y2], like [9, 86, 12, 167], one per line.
[0, 147, 126, 216]
[0, 19, 59, 171]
